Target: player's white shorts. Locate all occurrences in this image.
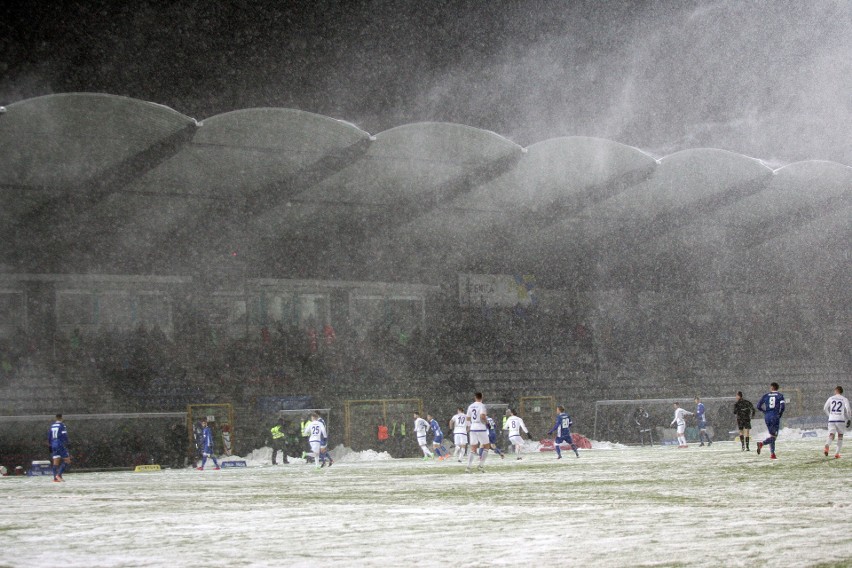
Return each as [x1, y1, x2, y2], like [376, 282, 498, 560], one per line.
[417, 434, 428, 446]
[309, 441, 321, 454]
[827, 422, 846, 436]
[509, 434, 524, 447]
[675, 421, 686, 434]
[469, 430, 490, 446]
[454, 432, 468, 446]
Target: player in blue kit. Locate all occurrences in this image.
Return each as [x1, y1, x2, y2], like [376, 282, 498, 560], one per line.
[427, 413, 448, 460]
[694, 397, 712, 446]
[48, 414, 71, 482]
[486, 416, 505, 459]
[548, 406, 579, 458]
[196, 419, 220, 470]
[756, 382, 785, 460]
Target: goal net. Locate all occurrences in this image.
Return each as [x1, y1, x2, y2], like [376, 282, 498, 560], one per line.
[344, 399, 420, 452]
[518, 396, 556, 439]
[187, 404, 235, 459]
[0, 412, 188, 472]
[593, 397, 737, 445]
[277, 407, 332, 445]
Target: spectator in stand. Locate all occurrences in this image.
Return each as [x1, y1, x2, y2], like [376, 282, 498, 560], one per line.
[322, 323, 336, 347]
[306, 324, 318, 355]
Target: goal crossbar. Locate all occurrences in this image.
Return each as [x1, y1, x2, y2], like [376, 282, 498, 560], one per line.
[0, 412, 186, 422]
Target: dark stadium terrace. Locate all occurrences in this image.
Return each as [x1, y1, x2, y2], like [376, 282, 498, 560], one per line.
[0, 93, 849, 464]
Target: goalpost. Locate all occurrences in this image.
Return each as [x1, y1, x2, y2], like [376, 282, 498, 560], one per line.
[593, 397, 736, 445]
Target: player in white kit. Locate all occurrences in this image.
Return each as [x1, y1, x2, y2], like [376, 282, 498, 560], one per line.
[413, 412, 433, 459]
[449, 407, 468, 462]
[823, 386, 851, 459]
[503, 408, 531, 459]
[304, 412, 327, 469]
[670, 403, 693, 448]
[466, 392, 490, 472]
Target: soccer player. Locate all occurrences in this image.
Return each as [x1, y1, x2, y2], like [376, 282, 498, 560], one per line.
[503, 408, 532, 459]
[304, 412, 327, 469]
[192, 419, 204, 468]
[733, 391, 756, 451]
[426, 413, 447, 460]
[48, 414, 71, 482]
[318, 414, 333, 467]
[466, 392, 490, 472]
[756, 382, 785, 460]
[413, 412, 433, 459]
[823, 386, 851, 459]
[196, 419, 220, 470]
[449, 407, 468, 462]
[633, 407, 652, 446]
[694, 397, 712, 446]
[548, 406, 580, 458]
[486, 415, 505, 459]
[670, 403, 693, 448]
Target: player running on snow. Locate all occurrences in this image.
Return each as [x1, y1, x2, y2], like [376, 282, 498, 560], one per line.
[548, 406, 580, 458]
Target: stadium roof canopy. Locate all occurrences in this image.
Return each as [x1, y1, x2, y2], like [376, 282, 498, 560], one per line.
[1, 93, 849, 294]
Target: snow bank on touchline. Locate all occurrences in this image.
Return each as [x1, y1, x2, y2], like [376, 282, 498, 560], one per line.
[220, 445, 392, 467]
[329, 446, 394, 462]
[217, 426, 830, 467]
[590, 440, 630, 450]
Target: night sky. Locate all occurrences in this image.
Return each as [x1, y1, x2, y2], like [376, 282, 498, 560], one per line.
[2, 0, 850, 165]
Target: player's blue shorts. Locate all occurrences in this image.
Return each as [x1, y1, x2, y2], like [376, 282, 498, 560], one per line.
[433, 434, 443, 444]
[555, 434, 573, 446]
[51, 445, 69, 459]
[764, 415, 781, 437]
[697, 418, 707, 429]
[488, 431, 497, 444]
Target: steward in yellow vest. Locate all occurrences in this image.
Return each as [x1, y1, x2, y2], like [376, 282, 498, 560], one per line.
[270, 418, 287, 465]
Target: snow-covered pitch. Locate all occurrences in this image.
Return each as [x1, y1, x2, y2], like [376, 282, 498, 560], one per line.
[2, 429, 849, 567]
